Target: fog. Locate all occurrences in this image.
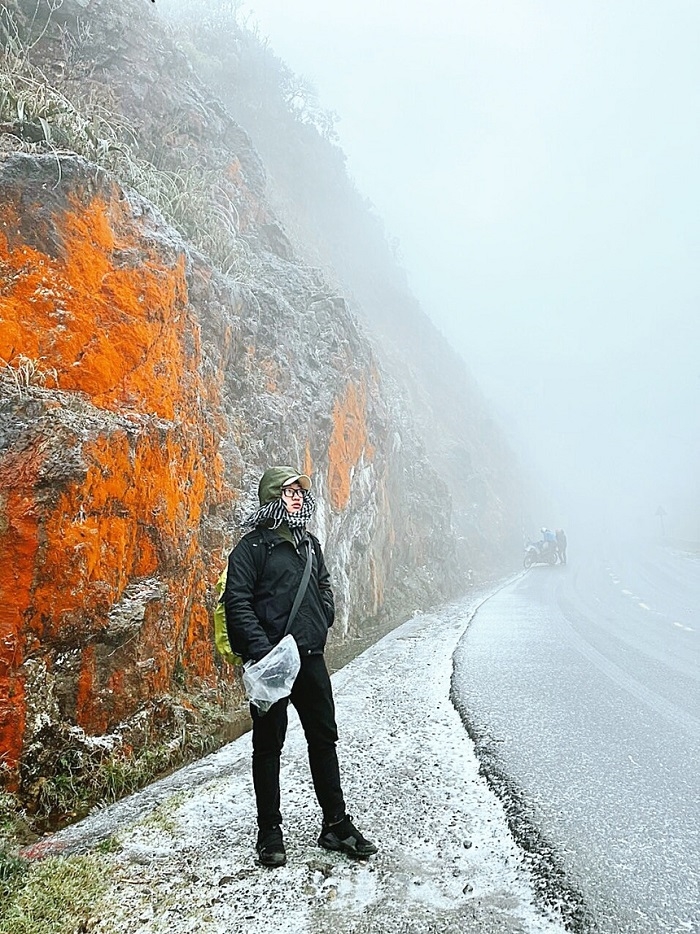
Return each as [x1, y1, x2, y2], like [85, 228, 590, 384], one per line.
[174, 0, 700, 546]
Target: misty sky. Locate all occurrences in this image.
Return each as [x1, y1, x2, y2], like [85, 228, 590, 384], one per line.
[233, 1, 699, 540]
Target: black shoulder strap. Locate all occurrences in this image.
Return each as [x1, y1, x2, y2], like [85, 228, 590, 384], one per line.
[283, 539, 313, 637]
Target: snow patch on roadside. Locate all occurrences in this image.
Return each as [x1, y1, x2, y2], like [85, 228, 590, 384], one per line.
[84, 592, 568, 933]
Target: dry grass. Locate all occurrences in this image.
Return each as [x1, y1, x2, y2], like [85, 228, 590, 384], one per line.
[0, 852, 108, 934]
[0, 355, 59, 395]
[0, 2, 262, 278]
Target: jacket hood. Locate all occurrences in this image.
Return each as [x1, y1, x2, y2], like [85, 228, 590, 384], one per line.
[258, 466, 311, 505]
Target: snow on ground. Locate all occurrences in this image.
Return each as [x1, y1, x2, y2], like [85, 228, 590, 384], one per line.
[67, 589, 569, 933]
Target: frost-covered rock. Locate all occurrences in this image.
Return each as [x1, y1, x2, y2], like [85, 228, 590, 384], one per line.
[0, 0, 521, 818]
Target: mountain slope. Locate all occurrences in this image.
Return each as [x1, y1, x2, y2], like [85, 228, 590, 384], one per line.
[0, 0, 520, 829]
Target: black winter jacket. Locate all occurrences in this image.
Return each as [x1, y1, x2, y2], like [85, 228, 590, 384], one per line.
[223, 527, 335, 663]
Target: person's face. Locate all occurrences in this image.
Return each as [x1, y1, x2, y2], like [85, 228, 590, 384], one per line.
[281, 482, 304, 514]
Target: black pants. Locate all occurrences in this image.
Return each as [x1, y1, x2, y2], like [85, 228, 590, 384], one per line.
[251, 653, 346, 830]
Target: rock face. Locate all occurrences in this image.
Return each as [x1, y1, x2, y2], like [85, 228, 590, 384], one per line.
[0, 151, 456, 812]
[0, 0, 520, 821]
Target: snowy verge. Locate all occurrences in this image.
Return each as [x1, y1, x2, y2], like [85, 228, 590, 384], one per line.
[57, 589, 569, 933]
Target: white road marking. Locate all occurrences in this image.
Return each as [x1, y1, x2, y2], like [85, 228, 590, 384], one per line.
[673, 622, 695, 632]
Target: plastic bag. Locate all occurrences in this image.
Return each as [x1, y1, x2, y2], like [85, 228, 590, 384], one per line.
[242, 634, 301, 715]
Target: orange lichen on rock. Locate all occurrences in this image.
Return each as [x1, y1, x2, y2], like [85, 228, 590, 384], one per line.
[303, 442, 313, 480]
[0, 444, 44, 780]
[0, 192, 193, 419]
[0, 168, 239, 767]
[327, 380, 374, 510]
[75, 645, 97, 727]
[18, 415, 227, 735]
[31, 427, 203, 639]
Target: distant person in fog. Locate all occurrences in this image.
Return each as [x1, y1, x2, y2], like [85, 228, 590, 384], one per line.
[540, 526, 557, 560]
[556, 528, 567, 565]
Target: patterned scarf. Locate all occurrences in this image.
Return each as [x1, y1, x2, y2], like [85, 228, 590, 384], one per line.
[243, 490, 316, 547]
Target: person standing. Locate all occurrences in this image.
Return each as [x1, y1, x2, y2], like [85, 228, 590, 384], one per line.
[224, 465, 377, 867]
[556, 528, 567, 565]
[540, 527, 557, 561]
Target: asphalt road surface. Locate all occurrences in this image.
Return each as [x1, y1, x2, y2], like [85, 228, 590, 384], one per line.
[453, 543, 700, 934]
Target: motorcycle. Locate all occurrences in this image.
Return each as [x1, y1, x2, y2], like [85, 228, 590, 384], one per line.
[523, 539, 558, 568]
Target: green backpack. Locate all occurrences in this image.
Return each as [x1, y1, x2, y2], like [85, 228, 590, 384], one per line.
[214, 531, 274, 666]
[213, 566, 243, 666]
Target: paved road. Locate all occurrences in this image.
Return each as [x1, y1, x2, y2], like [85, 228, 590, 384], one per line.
[453, 544, 700, 934]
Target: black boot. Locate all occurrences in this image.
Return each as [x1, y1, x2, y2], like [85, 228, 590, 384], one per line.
[318, 815, 377, 859]
[256, 825, 286, 867]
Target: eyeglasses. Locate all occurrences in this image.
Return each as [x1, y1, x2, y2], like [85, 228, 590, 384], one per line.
[281, 487, 304, 499]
